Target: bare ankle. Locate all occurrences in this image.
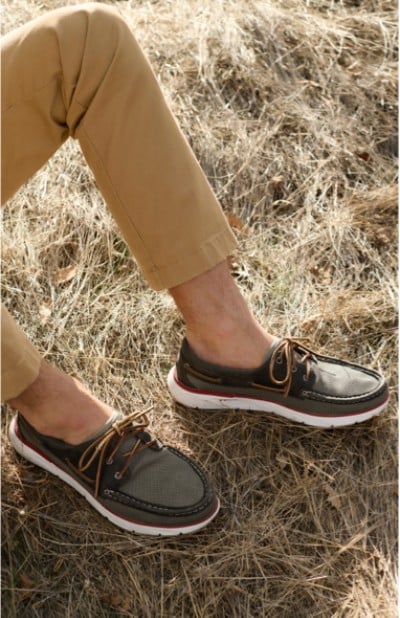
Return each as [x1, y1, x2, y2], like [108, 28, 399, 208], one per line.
[8, 360, 57, 411]
[186, 320, 277, 369]
[170, 261, 277, 367]
[7, 360, 114, 444]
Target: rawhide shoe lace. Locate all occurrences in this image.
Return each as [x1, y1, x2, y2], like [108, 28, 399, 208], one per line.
[167, 338, 389, 428]
[9, 410, 219, 536]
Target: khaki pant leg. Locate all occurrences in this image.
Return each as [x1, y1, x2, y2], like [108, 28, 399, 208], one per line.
[1, 308, 41, 401]
[1, 3, 236, 399]
[2, 2, 236, 288]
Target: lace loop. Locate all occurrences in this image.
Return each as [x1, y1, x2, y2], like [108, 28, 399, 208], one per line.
[269, 338, 315, 397]
[77, 408, 156, 497]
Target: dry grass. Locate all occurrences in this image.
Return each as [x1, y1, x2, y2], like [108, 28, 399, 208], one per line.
[1, 0, 398, 616]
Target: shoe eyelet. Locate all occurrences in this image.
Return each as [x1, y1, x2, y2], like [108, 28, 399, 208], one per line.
[292, 367, 298, 374]
[106, 458, 114, 465]
[302, 375, 308, 382]
[276, 357, 283, 365]
[114, 472, 122, 480]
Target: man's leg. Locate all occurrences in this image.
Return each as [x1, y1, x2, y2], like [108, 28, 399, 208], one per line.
[2, 4, 237, 288]
[2, 4, 272, 436]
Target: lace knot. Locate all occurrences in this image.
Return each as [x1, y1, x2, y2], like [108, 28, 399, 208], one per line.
[269, 338, 315, 397]
[77, 407, 156, 498]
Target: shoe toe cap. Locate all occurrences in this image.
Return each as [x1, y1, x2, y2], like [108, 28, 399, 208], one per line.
[117, 446, 211, 511]
[313, 359, 386, 399]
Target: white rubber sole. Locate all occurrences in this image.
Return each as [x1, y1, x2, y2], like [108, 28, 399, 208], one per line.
[167, 367, 388, 428]
[9, 416, 220, 537]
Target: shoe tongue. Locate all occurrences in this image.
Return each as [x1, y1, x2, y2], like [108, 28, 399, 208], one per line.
[85, 411, 156, 448]
[263, 338, 283, 363]
[82, 411, 121, 443]
[256, 338, 287, 374]
[266, 338, 316, 385]
[265, 338, 310, 363]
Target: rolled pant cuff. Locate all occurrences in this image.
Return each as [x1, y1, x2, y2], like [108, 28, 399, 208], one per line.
[1, 351, 41, 401]
[143, 227, 238, 290]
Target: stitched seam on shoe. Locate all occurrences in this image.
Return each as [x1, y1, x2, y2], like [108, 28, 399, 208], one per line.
[303, 387, 387, 404]
[103, 489, 213, 516]
[184, 363, 223, 384]
[250, 382, 288, 393]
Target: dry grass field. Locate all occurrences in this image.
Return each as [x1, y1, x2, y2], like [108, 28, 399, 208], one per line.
[1, 0, 398, 616]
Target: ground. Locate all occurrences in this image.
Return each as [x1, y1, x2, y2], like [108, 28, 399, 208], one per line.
[2, 0, 398, 616]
